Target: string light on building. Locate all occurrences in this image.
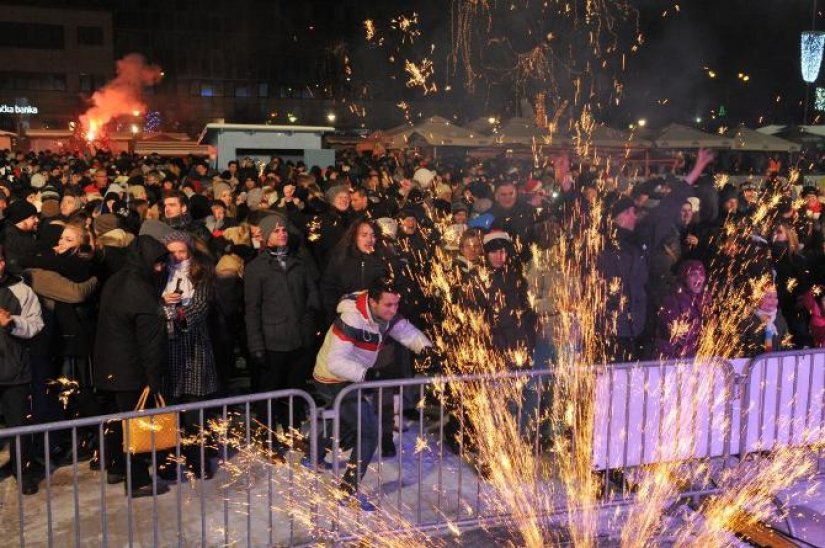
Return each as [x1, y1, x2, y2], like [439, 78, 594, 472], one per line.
[144, 111, 161, 133]
[801, 31, 825, 83]
[815, 87, 825, 111]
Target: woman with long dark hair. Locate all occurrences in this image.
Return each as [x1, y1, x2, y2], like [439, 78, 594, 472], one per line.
[161, 230, 218, 398]
[771, 221, 813, 347]
[159, 230, 218, 479]
[320, 218, 389, 325]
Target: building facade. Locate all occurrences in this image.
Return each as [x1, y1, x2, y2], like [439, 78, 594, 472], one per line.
[0, 3, 113, 132]
[0, 0, 451, 137]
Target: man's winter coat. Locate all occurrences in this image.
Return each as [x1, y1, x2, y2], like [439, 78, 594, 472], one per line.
[597, 227, 649, 339]
[245, 248, 321, 354]
[313, 291, 431, 383]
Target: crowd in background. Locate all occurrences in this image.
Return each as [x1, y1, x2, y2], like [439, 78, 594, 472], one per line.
[0, 143, 822, 498]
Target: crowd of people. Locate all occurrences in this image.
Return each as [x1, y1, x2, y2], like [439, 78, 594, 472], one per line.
[0, 144, 821, 507]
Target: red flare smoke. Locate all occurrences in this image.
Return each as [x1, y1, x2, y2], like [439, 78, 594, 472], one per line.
[79, 53, 163, 141]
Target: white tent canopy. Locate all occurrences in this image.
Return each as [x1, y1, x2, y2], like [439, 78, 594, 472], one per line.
[465, 116, 496, 134]
[728, 126, 800, 152]
[588, 125, 651, 149]
[654, 123, 732, 149]
[758, 125, 825, 138]
[385, 116, 492, 148]
[495, 117, 570, 146]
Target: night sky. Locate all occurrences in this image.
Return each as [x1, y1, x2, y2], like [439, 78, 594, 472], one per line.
[624, 0, 821, 128]
[3, 0, 820, 129]
[351, 0, 824, 129]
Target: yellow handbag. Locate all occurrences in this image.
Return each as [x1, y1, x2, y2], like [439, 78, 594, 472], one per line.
[122, 387, 179, 454]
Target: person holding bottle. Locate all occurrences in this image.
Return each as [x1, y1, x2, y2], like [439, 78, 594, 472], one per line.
[159, 230, 218, 479]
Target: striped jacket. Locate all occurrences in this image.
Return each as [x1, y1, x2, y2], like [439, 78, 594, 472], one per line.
[313, 291, 431, 384]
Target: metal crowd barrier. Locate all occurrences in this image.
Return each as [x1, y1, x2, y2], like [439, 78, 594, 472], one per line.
[592, 357, 736, 472]
[0, 389, 317, 547]
[324, 369, 557, 541]
[3, 350, 825, 546]
[739, 349, 825, 458]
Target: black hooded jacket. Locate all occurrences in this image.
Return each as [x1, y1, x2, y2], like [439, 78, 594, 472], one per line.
[93, 236, 168, 393]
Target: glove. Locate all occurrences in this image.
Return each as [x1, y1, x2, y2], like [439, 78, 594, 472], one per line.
[364, 367, 381, 381]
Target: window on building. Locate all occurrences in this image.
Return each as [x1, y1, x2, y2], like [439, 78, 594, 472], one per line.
[258, 83, 269, 98]
[0, 71, 67, 91]
[191, 81, 224, 97]
[0, 22, 64, 49]
[80, 74, 106, 92]
[77, 26, 104, 46]
[234, 85, 251, 98]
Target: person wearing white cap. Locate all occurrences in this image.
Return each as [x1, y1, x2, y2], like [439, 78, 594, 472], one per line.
[479, 230, 537, 358]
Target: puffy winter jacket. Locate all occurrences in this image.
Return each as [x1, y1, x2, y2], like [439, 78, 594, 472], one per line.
[0, 274, 44, 385]
[313, 291, 431, 383]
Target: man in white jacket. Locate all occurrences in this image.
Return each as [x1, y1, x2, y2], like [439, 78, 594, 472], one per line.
[311, 279, 431, 510]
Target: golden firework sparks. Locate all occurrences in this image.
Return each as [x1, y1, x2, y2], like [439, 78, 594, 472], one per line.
[364, 19, 376, 41]
[403, 58, 438, 94]
[391, 12, 422, 44]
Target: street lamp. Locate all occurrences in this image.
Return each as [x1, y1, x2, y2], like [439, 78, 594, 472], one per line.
[326, 112, 337, 123]
[802, 32, 825, 83]
[637, 118, 647, 128]
[801, 0, 824, 123]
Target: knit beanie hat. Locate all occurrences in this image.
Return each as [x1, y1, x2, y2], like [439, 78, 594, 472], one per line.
[258, 212, 288, 243]
[5, 199, 37, 225]
[610, 196, 635, 219]
[162, 230, 193, 247]
[94, 213, 120, 237]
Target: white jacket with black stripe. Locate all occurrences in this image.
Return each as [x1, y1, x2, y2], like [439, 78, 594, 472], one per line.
[313, 291, 431, 384]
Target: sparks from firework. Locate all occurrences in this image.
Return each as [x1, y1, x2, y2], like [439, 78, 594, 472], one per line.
[391, 13, 422, 44]
[403, 58, 438, 94]
[141, 148, 823, 547]
[364, 19, 377, 41]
